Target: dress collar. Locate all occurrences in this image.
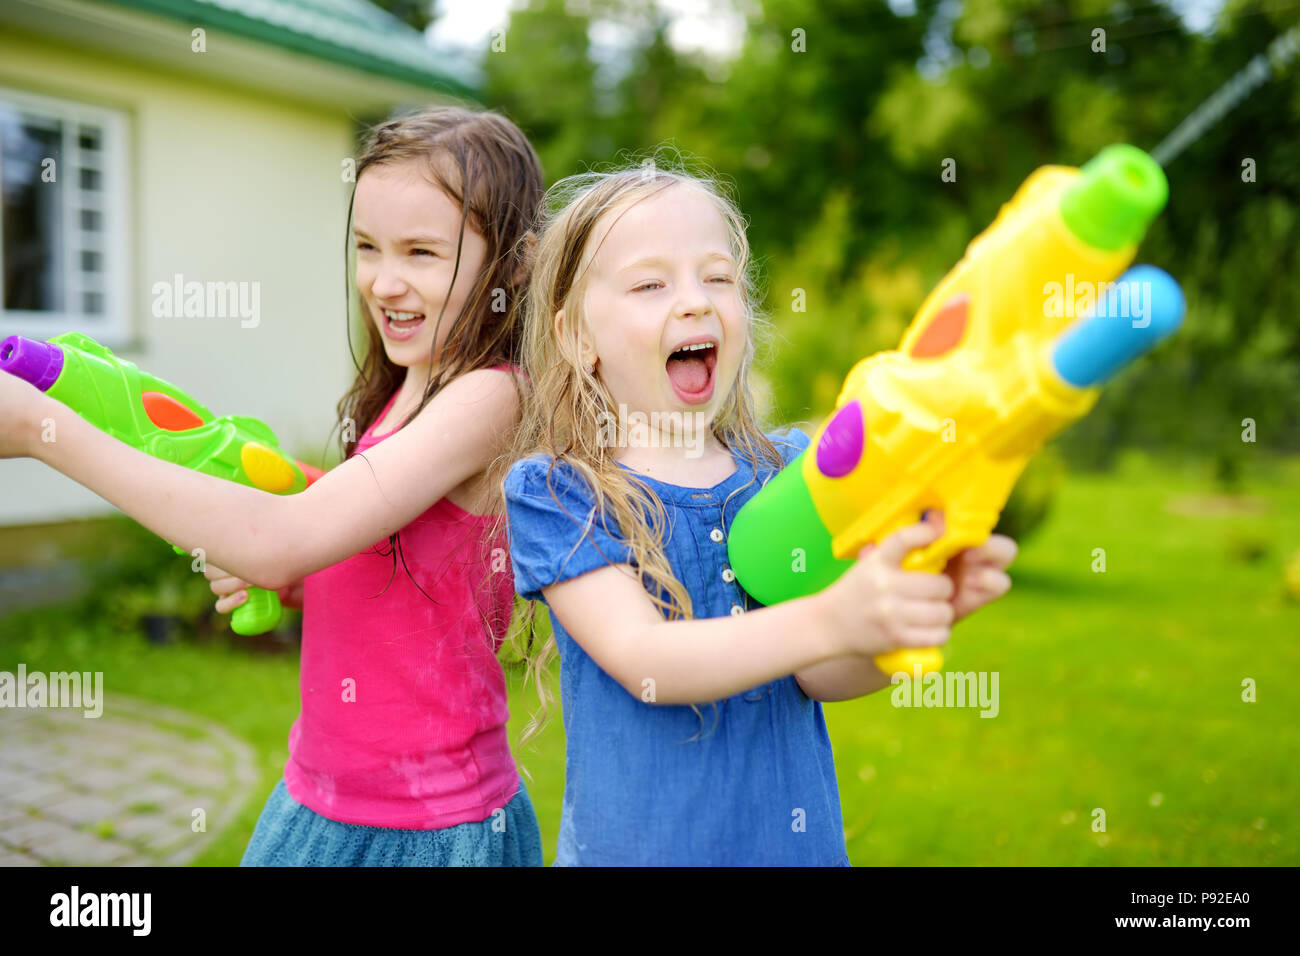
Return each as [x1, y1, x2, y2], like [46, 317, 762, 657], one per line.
[613, 452, 757, 508]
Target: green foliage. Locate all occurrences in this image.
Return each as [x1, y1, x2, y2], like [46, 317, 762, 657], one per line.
[368, 0, 435, 33]
[484, 0, 1300, 466]
[79, 516, 221, 635]
[483, 0, 603, 181]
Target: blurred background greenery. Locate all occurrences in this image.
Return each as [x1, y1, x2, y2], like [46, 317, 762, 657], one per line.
[469, 0, 1299, 539]
[2, 0, 1297, 865]
[472, 0, 1298, 434]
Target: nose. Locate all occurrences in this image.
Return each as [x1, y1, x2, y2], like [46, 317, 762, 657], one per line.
[674, 278, 715, 320]
[369, 256, 409, 300]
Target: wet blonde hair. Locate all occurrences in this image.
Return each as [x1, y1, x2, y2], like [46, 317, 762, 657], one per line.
[494, 149, 787, 742]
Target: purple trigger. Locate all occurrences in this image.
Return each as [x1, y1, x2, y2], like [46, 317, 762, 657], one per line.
[816, 400, 864, 478]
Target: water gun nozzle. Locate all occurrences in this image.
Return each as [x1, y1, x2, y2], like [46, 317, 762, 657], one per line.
[1060, 144, 1168, 251]
[0, 336, 64, 392]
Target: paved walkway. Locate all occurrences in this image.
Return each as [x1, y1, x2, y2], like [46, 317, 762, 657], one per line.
[0, 694, 260, 865]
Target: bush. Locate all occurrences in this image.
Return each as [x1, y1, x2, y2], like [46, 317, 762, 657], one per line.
[80, 516, 222, 635]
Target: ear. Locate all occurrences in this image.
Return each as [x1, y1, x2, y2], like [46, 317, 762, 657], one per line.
[555, 308, 597, 370]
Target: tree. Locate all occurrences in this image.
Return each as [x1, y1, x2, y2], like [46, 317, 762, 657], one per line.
[368, 0, 435, 33]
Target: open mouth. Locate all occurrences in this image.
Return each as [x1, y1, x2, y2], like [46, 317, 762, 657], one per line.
[381, 307, 425, 338]
[665, 340, 717, 404]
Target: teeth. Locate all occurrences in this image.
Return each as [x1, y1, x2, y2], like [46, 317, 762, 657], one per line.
[383, 309, 423, 321]
[672, 342, 715, 354]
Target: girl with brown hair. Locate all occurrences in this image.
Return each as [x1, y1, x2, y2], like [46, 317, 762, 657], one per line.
[2, 106, 548, 866]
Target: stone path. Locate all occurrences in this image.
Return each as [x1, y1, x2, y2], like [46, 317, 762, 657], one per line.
[0, 694, 259, 865]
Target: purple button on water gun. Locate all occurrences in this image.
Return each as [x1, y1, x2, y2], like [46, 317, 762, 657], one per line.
[815, 399, 864, 478]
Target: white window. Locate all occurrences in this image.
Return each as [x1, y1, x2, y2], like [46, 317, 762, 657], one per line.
[0, 87, 129, 344]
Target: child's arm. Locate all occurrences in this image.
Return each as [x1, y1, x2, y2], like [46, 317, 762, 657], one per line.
[541, 521, 954, 705]
[206, 564, 304, 610]
[793, 656, 895, 702]
[792, 536, 1017, 702]
[3, 368, 519, 590]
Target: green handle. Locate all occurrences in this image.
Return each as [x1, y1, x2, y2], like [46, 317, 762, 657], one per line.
[171, 544, 282, 635]
[231, 586, 283, 635]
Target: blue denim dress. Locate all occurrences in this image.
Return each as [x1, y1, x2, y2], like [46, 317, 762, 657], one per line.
[504, 428, 849, 866]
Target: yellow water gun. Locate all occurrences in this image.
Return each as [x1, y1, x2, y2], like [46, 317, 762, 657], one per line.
[728, 145, 1185, 676]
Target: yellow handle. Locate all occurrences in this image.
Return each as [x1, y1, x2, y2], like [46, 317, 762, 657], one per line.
[871, 532, 957, 677]
[874, 646, 944, 677]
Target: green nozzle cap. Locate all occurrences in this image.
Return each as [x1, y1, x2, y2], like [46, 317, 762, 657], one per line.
[1060, 144, 1168, 251]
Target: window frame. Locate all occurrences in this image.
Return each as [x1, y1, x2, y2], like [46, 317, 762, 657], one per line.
[0, 85, 131, 346]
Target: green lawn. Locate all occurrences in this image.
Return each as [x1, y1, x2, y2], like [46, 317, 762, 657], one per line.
[823, 451, 1300, 865]
[2, 452, 1296, 865]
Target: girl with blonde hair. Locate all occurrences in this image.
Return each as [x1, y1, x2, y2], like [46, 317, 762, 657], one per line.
[502, 155, 1017, 865]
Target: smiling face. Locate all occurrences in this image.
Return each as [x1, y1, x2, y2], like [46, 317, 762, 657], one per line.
[577, 182, 745, 428]
[352, 160, 488, 374]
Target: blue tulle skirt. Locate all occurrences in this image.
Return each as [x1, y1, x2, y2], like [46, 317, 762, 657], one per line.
[240, 778, 543, 867]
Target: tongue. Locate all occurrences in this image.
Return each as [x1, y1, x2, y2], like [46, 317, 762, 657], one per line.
[666, 353, 709, 393]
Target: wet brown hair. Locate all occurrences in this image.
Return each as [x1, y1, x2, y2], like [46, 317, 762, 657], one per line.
[325, 106, 543, 637]
[336, 106, 543, 456]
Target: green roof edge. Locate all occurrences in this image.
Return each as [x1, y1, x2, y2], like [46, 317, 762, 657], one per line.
[102, 0, 478, 102]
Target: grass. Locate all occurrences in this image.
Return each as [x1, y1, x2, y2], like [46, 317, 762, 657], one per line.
[1, 451, 1297, 865]
[0, 611, 300, 865]
[822, 450, 1300, 865]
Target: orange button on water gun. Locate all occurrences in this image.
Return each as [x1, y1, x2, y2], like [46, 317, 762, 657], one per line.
[142, 391, 205, 431]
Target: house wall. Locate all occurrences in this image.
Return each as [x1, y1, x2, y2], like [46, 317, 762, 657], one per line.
[0, 28, 363, 526]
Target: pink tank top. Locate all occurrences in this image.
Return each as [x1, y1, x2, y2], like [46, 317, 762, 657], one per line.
[284, 376, 520, 829]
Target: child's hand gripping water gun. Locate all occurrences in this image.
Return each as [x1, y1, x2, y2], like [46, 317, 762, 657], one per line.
[0, 331, 324, 635]
[728, 145, 1186, 676]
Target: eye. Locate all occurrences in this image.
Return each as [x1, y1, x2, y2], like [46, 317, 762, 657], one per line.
[632, 280, 663, 293]
[411, 248, 439, 258]
[355, 241, 375, 252]
[708, 275, 735, 284]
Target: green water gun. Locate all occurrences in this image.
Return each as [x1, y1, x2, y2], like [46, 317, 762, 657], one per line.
[1, 331, 325, 634]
